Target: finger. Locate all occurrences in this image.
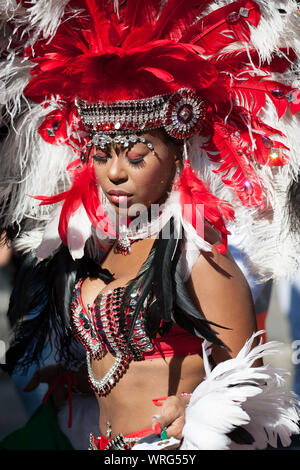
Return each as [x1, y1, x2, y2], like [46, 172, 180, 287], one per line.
[152, 404, 181, 433]
[163, 415, 185, 441]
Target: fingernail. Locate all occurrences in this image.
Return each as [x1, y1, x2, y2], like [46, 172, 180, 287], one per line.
[152, 414, 160, 422]
[154, 423, 162, 435]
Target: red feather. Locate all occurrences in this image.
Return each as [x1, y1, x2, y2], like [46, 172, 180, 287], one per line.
[213, 47, 296, 75]
[153, 0, 210, 41]
[25, 41, 218, 103]
[232, 77, 291, 119]
[286, 88, 300, 115]
[84, 0, 115, 50]
[181, 0, 260, 55]
[32, 161, 116, 244]
[255, 137, 289, 166]
[211, 122, 264, 208]
[124, 0, 161, 30]
[175, 162, 234, 254]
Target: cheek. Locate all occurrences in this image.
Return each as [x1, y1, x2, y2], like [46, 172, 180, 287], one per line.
[133, 156, 175, 202]
[93, 163, 106, 187]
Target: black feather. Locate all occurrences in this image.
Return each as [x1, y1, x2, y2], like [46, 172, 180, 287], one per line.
[152, 217, 178, 320]
[172, 239, 228, 348]
[227, 426, 255, 445]
[2, 244, 115, 375]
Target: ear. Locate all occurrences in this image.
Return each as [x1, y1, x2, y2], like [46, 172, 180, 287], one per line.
[174, 151, 184, 170]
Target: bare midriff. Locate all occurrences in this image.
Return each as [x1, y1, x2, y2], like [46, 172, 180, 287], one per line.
[80, 237, 206, 437]
[91, 352, 206, 437]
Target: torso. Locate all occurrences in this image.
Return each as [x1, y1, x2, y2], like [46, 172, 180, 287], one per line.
[79, 237, 206, 436]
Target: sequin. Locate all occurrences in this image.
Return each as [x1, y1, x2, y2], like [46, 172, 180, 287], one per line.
[70, 280, 154, 396]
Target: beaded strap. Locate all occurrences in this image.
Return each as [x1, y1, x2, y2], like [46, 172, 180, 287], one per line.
[86, 287, 154, 396]
[71, 281, 106, 360]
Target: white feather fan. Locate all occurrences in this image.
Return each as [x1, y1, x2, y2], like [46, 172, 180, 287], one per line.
[181, 331, 299, 450]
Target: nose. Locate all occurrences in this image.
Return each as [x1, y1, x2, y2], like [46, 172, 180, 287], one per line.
[106, 151, 128, 184]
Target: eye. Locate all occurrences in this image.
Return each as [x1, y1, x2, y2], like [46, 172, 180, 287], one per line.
[92, 148, 110, 164]
[126, 149, 147, 168]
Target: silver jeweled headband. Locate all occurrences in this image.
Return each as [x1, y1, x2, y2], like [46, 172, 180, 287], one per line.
[75, 88, 206, 142]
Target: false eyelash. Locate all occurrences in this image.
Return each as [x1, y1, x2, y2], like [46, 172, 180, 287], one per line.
[128, 158, 146, 169]
[92, 153, 146, 168]
[92, 153, 111, 164]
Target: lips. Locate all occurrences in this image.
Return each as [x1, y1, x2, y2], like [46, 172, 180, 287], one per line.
[107, 190, 132, 196]
[107, 190, 133, 205]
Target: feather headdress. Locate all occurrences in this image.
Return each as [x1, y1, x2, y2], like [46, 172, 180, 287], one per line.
[0, 0, 300, 279]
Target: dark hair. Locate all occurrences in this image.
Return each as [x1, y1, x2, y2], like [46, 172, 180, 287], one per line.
[3, 219, 225, 374]
[287, 175, 300, 234]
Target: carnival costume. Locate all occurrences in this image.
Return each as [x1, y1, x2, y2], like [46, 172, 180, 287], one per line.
[1, 0, 300, 450]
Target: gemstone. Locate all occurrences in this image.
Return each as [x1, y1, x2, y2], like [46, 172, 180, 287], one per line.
[177, 105, 193, 124]
[227, 11, 240, 24]
[52, 120, 60, 131]
[46, 128, 55, 137]
[114, 122, 121, 130]
[239, 8, 249, 17]
[269, 148, 280, 160]
[271, 89, 285, 99]
[244, 180, 253, 195]
[286, 92, 295, 103]
[262, 136, 272, 148]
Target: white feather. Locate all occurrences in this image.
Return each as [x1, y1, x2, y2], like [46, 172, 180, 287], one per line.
[35, 206, 62, 260]
[67, 204, 92, 260]
[181, 331, 300, 450]
[1, 0, 300, 284]
[13, 0, 72, 44]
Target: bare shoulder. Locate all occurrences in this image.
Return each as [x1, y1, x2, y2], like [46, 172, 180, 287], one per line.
[185, 240, 258, 362]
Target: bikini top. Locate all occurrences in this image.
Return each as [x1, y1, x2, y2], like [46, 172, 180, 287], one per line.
[71, 279, 203, 359]
[70, 279, 203, 396]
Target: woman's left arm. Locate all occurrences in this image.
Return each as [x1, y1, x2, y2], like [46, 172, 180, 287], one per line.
[151, 243, 260, 443]
[185, 244, 259, 364]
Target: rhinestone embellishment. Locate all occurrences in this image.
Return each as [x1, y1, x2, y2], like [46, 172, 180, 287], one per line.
[75, 88, 207, 143]
[71, 281, 154, 397]
[164, 89, 207, 140]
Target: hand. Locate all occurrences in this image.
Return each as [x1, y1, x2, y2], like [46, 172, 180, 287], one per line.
[22, 365, 69, 409]
[151, 395, 190, 449]
[22, 364, 90, 410]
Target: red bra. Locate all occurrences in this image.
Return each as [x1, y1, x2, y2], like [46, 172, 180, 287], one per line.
[71, 279, 203, 361]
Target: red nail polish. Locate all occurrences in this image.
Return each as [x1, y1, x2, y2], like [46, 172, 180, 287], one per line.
[154, 423, 162, 435]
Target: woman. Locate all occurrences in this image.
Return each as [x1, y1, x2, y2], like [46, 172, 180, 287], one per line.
[0, 0, 300, 450]
[78, 128, 257, 448]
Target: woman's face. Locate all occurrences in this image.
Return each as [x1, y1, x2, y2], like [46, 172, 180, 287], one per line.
[93, 130, 182, 216]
